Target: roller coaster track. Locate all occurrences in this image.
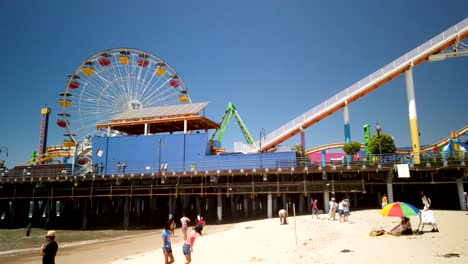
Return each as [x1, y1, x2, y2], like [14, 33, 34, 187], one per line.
[305, 125, 468, 155]
[20, 143, 92, 166]
[260, 18, 468, 152]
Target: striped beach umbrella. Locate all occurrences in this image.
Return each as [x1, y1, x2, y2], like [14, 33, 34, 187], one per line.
[380, 202, 420, 217]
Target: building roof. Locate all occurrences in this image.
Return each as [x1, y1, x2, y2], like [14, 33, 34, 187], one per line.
[96, 102, 220, 135]
[110, 102, 209, 122]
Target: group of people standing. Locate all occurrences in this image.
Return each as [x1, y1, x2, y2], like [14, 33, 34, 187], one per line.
[328, 198, 351, 222]
[162, 214, 205, 264]
[308, 197, 351, 222]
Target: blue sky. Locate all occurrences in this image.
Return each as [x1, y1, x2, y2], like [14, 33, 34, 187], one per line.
[1, 0, 467, 167]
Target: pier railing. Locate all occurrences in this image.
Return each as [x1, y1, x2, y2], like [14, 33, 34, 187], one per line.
[1, 151, 466, 179]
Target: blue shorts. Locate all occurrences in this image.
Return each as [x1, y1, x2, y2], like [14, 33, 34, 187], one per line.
[162, 246, 172, 254]
[183, 243, 191, 255]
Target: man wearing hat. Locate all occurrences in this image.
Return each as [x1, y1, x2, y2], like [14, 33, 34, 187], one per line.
[40, 230, 59, 264]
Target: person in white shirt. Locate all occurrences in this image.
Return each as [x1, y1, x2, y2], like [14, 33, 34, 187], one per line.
[180, 214, 191, 240]
[421, 191, 431, 210]
[338, 200, 344, 222]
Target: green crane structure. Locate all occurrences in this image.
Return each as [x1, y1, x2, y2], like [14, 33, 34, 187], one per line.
[210, 102, 257, 147]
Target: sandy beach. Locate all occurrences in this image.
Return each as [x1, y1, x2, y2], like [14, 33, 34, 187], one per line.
[3, 209, 467, 264]
[0, 224, 234, 264]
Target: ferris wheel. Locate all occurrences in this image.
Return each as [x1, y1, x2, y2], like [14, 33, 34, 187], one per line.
[57, 48, 192, 146]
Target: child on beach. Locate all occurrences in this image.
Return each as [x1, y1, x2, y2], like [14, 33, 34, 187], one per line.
[311, 199, 319, 219]
[328, 198, 336, 221]
[170, 219, 176, 237]
[180, 214, 191, 240]
[278, 209, 288, 224]
[162, 220, 175, 264]
[381, 194, 388, 208]
[196, 215, 206, 226]
[182, 224, 203, 264]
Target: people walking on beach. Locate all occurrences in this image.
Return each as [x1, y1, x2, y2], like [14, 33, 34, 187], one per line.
[40, 230, 58, 264]
[278, 209, 288, 224]
[311, 199, 319, 219]
[170, 219, 176, 237]
[328, 198, 336, 221]
[162, 220, 175, 264]
[381, 194, 388, 208]
[342, 199, 350, 222]
[180, 214, 191, 240]
[338, 199, 345, 221]
[182, 224, 203, 264]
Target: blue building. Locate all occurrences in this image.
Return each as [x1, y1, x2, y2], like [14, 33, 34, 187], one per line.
[92, 102, 297, 175]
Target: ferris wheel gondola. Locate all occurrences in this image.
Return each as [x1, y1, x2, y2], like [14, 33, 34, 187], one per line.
[57, 48, 192, 145]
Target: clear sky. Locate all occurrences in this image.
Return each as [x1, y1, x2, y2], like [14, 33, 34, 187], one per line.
[1, 0, 467, 168]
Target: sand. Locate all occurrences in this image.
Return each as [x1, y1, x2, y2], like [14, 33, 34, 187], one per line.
[0, 224, 233, 264]
[3, 209, 467, 264]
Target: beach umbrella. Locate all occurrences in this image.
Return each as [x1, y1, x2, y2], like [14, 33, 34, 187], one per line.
[380, 202, 419, 217]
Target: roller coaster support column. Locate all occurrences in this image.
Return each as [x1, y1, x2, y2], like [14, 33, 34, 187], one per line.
[344, 102, 352, 164]
[343, 102, 351, 144]
[300, 130, 305, 148]
[405, 67, 421, 164]
[321, 150, 327, 168]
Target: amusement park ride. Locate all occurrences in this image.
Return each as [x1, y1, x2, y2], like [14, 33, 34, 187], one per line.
[23, 18, 468, 170]
[209, 102, 257, 153]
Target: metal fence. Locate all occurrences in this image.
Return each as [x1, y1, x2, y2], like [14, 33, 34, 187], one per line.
[1, 151, 466, 179]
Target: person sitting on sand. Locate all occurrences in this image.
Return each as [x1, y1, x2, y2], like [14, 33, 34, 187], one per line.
[182, 224, 203, 264]
[278, 209, 288, 225]
[387, 217, 413, 236]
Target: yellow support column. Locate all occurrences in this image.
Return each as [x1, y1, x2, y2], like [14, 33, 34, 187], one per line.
[405, 67, 421, 164]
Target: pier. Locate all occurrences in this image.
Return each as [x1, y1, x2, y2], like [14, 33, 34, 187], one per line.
[1, 159, 466, 230]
